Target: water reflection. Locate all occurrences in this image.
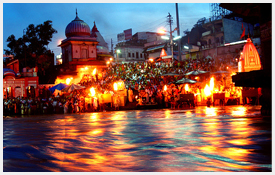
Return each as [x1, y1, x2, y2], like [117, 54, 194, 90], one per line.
[3, 106, 271, 172]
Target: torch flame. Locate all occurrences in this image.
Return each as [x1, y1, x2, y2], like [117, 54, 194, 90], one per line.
[92, 68, 97, 76]
[114, 82, 118, 91]
[204, 84, 211, 97]
[210, 77, 214, 91]
[164, 85, 167, 91]
[185, 84, 189, 92]
[90, 87, 95, 97]
[66, 77, 73, 85]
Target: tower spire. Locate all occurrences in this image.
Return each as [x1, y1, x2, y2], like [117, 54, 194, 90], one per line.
[76, 8, 78, 17]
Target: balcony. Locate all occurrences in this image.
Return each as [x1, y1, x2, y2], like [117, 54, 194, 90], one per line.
[202, 30, 212, 37]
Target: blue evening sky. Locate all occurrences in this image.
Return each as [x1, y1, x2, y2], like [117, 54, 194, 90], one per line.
[3, 2, 211, 57]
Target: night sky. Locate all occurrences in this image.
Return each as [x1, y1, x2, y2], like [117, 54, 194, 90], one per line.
[3, 2, 210, 57]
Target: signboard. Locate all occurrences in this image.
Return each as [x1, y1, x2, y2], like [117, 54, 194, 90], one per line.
[117, 33, 125, 42]
[124, 28, 132, 40]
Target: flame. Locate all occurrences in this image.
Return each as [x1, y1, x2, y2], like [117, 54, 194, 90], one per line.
[92, 68, 97, 76]
[185, 84, 189, 92]
[113, 82, 118, 91]
[204, 84, 211, 97]
[90, 87, 95, 97]
[164, 85, 167, 91]
[66, 77, 73, 85]
[210, 77, 214, 91]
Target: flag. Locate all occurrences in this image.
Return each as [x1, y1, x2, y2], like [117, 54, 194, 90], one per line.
[188, 36, 190, 44]
[240, 27, 245, 39]
[160, 48, 167, 57]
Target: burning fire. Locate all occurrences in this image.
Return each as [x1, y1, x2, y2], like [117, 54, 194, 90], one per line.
[210, 77, 214, 91]
[90, 87, 95, 97]
[92, 68, 97, 76]
[185, 84, 189, 92]
[66, 77, 73, 85]
[164, 85, 167, 91]
[113, 82, 118, 91]
[204, 84, 211, 97]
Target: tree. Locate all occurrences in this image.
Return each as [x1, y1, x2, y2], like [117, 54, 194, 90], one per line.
[4, 20, 57, 70]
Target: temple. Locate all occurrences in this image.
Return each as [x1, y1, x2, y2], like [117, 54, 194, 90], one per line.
[56, 11, 112, 84]
[238, 38, 261, 72]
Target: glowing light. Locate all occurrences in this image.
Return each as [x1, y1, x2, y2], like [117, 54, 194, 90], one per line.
[90, 87, 95, 97]
[204, 84, 211, 97]
[164, 85, 167, 91]
[205, 107, 217, 117]
[231, 107, 247, 116]
[149, 58, 154, 62]
[185, 84, 189, 92]
[158, 27, 167, 34]
[85, 66, 88, 70]
[66, 77, 73, 85]
[113, 82, 118, 91]
[173, 36, 182, 40]
[92, 68, 97, 76]
[107, 61, 110, 65]
[161, 36, 170, 40]
[210, 77, 214, 91]
[110, 58, 113, 61]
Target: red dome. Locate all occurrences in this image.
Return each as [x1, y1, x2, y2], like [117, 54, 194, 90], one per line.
[65, 13, 90, 37]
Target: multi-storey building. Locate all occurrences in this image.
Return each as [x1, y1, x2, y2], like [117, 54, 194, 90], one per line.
[115, 32, 167, 62]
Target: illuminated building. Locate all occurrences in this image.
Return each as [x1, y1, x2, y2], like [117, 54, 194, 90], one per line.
[3, 57, 39, 98]
[56, 11, 112, 82]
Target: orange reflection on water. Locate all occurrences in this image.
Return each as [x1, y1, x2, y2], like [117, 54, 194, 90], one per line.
[231, 106, 247, 116]
[185, 111, 193, 118]
[227, 138, 252, 145]
[221, 147, 252, 162]
[205, 107, 217, 117]
[165, 110, 171, 118]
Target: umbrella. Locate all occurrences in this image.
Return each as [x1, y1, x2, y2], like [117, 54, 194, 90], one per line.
[61, 83, 86, 93]
[175, 78, 198, 84]
[161, 73, 180, 77]
[185, 70, 209, 76]
[49, 83, 68, 93]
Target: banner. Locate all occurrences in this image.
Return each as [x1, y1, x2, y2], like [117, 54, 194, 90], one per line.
[117, 33, 125, 42]
[124, 29, 132, 40]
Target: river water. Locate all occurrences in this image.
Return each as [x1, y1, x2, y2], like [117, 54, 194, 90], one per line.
[3, 105, 271, 172]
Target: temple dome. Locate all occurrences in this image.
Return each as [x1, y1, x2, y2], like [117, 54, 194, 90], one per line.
[65, 12, 91, 38]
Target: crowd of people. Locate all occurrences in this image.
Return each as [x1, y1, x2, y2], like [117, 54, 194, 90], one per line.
[4, 57, 239, 116]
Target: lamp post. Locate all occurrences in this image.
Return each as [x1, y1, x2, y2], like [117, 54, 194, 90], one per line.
[160, 28, 180, 62]
[116, 49, 121, 62]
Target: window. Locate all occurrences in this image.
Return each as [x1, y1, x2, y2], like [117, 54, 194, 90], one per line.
[136, 52, 139, 58]
[140, 53, 143, 58]
[132, 53, 135, 58]
[128, 53, 131, 57]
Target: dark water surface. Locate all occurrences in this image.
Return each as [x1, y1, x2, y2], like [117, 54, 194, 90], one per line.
[3, 105, 271, 172]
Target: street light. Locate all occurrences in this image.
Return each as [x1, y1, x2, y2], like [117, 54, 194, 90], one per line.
[159, 27, 180, 61]
[116, 49, 121, 61]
